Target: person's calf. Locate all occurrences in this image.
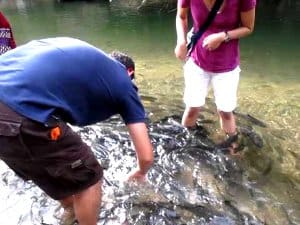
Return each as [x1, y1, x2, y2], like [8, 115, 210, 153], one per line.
[60, 207, 77, 225]
[54, 202, 76, 225]
[57, 196, 77, 225]
[60, 196, 74, 209]
[73, 181, 101, 225]
[218, 110, 236, 135]
[182, 107, 201, 128]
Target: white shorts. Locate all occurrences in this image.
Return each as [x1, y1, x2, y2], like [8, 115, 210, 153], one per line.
[183, 59, 241, 112]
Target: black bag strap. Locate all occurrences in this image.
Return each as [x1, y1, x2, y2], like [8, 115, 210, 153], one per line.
[187, 0, 224, 56]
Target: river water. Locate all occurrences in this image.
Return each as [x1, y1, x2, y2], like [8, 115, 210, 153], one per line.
[0, 1, 299, 224]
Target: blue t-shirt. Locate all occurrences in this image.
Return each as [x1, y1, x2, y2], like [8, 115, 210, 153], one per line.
[0, 37, 146, 126]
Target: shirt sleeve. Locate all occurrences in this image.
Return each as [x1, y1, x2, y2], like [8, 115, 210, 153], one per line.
[178, 0, 190, 8]
[118, 85, 146, 125]
[241, 0, 256, 12]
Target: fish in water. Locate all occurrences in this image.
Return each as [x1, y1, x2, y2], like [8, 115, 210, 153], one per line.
[238, 126, 264, 148]
[233, 111, 267, 128]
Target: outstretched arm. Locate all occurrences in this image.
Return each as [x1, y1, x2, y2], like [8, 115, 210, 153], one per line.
[126, 122, 154, 182]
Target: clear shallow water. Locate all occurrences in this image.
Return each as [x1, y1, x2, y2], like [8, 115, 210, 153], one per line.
[0, 1, 299, 224]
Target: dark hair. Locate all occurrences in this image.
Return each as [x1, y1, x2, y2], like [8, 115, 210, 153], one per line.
[110, 51, 135, 80]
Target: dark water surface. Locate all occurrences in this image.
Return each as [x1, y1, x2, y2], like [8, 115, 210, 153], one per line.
[0, 1, 299, 224]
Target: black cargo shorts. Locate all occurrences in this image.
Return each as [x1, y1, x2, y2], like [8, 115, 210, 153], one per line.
[0, 101, 103, 200]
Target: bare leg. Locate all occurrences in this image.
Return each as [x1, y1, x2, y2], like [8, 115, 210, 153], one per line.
[218, 111, 236, 135]
[58, 196, 76, 225]
[73, 181, 102, 225]
[181, 107, 201, 128]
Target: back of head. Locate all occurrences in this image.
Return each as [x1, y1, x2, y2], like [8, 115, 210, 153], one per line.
[110, 51, 135, 80]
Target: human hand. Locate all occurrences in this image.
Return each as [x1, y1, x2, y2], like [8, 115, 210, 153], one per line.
[202, 32, 225, 51]
[126, 168, 147, 183]
[174, 42, 188, 61]
[126, 122, 153, 183]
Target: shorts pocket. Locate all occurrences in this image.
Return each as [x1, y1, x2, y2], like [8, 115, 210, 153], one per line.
[46, 158, 97, 185]
[0, 119, 21, 136]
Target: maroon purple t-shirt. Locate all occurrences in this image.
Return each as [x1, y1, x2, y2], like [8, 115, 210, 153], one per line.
[179, 0, 256, 72]
[0, 12, 16, 55]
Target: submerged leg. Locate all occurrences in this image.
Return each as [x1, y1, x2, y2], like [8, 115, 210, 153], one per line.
[73, 181, 102, 225]
[218, 110, 237, 135]
[182, 107, 201, 128]
[58, 196, 75, 225]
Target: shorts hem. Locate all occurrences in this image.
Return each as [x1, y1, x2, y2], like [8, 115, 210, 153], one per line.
[51, 172, 103, 200]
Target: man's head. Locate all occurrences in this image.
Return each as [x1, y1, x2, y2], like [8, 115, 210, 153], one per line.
[110, 51, 135, 80]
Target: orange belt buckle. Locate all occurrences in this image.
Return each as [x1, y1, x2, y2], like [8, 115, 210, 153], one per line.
[50, 126, 61, 141]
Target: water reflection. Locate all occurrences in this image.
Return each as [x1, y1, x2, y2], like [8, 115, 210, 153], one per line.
[0, 112, 271, 224]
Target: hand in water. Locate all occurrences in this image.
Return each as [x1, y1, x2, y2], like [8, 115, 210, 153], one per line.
[126, 168, 147, 182]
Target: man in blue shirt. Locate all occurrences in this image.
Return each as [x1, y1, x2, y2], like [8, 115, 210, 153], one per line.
[0, 37, 154, 225]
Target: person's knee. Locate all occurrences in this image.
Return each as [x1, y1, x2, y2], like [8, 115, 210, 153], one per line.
[87, 181, 101, 197]
[219, 111, 233, 120]
[186, 107, 200, 118]
[72, 181, 102, 224]
[74, 180, 101, 203]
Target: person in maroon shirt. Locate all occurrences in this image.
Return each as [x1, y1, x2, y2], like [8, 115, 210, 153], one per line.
[174, 0, 256, 152]
[0, 11, 16, 54]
